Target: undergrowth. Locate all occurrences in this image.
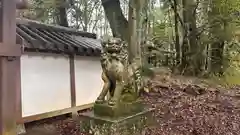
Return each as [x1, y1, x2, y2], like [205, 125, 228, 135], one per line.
[214, 40, 240, 87]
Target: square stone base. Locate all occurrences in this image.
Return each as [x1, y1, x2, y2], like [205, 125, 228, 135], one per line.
[79, 108, 155, 135]
[93, 100, 144, 118]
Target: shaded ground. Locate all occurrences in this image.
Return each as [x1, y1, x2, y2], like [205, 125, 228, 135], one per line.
[24, 74, 240, 135]
[143, 75, 240, 135]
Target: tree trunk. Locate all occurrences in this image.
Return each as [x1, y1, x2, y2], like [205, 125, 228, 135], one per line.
[210, 41, 224, 74]
[180, 0, 189, 73]
[208, 0, 226, 75]
[180, 0, 200, 75]
[173, 0, 180, 66]
[141, 0, 150, 66]
[187, 0, 201, 75]
[101, 0, 128, 41]
[102, 0, 148, 66]
[57, 0, 68, 27]
[83, 0, 88, 31]
[128, 0, 148, 64]
[199, 0, 210, 74]
[128, 0, 138, 62]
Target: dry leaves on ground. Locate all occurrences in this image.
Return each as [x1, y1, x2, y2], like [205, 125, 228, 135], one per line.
[26, 75, 240, 135]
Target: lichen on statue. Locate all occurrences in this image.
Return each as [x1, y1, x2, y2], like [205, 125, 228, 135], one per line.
[95, 37, 143, 106]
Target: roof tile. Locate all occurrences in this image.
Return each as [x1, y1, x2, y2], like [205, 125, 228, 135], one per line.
[16, 18, 101, 56]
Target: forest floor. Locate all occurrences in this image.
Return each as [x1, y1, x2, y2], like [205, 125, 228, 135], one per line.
[24, 72, 240, 135]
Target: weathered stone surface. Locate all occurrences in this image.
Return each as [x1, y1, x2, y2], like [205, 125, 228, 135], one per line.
[95, 38, 143, 106]
[83, 38, 156, 135]
[79, 107, 155, 135]
[93, 100, 144, 118]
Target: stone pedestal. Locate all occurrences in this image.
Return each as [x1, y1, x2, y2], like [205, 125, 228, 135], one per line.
[93, 100, 144, 117]
[79, 107, 155, 135]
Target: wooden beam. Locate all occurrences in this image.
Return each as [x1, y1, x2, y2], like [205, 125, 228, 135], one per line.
[70, 55, 76, 107]
[0, 0, 28, 9]
[0, 0, 20, 135]
[0, 57, 20, 134]
[0, 0, 21, 56]
[70, 56, 77, 119]
[17, 103, 94, 124]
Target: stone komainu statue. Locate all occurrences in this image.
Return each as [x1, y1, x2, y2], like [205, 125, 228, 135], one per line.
[95, 38, 143, 106]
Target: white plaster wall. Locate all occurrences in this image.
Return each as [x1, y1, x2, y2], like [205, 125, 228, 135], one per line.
[21, 53, 71, 117]
[74, 56, 103, 106]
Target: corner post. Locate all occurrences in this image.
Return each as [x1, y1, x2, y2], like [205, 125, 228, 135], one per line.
[0, 0, 21, 134]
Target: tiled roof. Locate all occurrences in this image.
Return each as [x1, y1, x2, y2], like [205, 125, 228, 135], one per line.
[16, 18, 102, 56]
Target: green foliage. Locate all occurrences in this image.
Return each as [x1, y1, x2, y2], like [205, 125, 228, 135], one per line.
[221, 41, 240, 85]
[22, 0, 240, 85]
[210, 40, 240, 86]
[23, 0, 61, 23]
[152, 22, 173, 43]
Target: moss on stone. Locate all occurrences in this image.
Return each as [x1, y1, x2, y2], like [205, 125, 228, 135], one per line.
[79, 107, 155, 135]
[93, 100, 144, 118]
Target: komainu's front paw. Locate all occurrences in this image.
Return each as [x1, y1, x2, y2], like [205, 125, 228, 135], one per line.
[95, 98, 104, 104]
[108, 99, 117, 106]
